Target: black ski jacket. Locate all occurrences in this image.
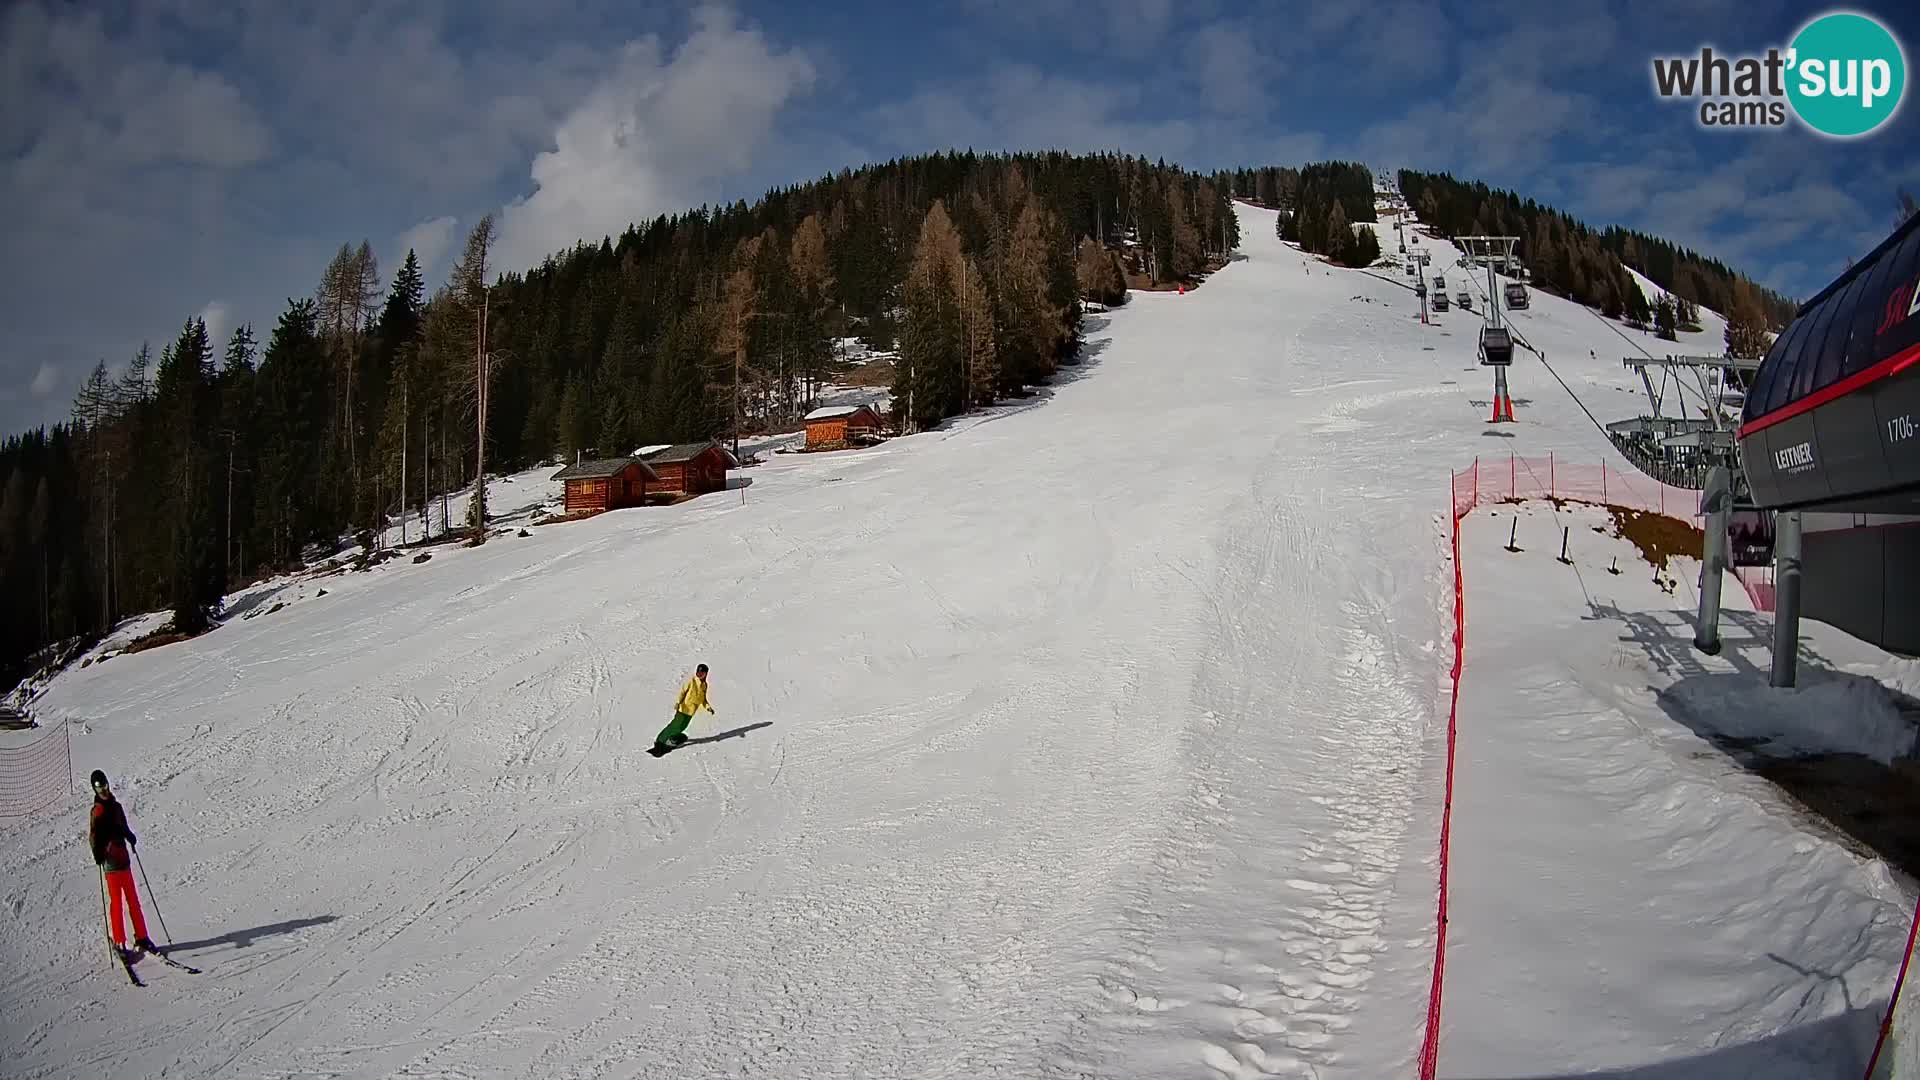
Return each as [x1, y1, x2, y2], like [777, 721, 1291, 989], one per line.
[89, 796, 135, 871]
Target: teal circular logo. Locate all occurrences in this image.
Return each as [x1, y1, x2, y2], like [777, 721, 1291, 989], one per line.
[1787, 12, 1906, 137]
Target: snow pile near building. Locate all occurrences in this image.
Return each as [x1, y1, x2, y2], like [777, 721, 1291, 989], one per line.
[1663, 667, 1920, 765]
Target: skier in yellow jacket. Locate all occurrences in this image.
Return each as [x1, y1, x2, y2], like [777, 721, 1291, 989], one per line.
[652, 664, 714, 752]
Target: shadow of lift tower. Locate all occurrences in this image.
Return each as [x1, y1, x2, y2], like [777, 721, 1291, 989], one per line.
[1458, 235, 1521, 422]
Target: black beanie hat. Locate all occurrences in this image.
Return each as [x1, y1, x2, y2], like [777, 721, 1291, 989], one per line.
[90, 769, 108, 789]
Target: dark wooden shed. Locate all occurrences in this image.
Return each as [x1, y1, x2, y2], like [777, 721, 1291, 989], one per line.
[639, 442, 737, 496]
[550, 457, 659, 514]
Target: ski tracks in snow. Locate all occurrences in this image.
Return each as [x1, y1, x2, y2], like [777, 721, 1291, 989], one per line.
[1051, 305, 1449, 1078]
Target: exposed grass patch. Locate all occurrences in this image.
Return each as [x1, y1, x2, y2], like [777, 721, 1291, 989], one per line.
[1607, 506, 1704, 570]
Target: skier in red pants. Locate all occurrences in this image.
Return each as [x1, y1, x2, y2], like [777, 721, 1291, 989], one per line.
[89, 770, 157, 958]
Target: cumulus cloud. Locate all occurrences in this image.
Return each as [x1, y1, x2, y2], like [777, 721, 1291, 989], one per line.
[493, 5, 818, 272]
[30, 362, 59, 398]
[392, 216, 461, 279]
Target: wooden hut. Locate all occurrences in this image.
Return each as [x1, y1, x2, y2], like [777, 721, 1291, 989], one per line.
[550, 456, 658, 514]
[803, 404, 883, 449]
[639, 442, 737, 496]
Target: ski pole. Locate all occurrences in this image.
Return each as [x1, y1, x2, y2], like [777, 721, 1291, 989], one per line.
[132, 849, 174, 947]
[99, 870, 115, 960]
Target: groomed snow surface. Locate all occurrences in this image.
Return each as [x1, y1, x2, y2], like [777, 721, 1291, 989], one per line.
[1, 202, 1915, 1078]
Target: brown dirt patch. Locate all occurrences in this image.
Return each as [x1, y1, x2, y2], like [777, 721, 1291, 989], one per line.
[531, 509, 601, 526]
[1607, 506, 1704, 570]
[123, 628, 202, 655]
[1752, 753, 1920, 881]
[1494, 497, 1703, 571]
[1125, 257, 1229, 294]
[839, 357, 895, 388]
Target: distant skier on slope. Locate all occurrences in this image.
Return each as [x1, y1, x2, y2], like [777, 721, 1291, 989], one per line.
[89, 770, 157, 957]
[652, 664, 715, 754]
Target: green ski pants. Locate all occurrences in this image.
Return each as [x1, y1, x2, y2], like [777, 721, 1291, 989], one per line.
[655, 711, 694, 746]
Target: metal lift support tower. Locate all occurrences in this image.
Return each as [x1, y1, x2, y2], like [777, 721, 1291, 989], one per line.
[1457, 236, 1521, 422]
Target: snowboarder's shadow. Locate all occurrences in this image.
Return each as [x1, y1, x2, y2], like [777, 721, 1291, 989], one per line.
[682, 721, 772, 746]
[654, 722, 773, 755]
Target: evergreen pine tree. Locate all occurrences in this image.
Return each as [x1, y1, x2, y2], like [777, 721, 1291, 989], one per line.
[154, 318, 221, 633]
[1654, 295, 1678, 340]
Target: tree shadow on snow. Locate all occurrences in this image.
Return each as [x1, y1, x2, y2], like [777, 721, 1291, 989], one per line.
[1586, 603, 1920, 882]
[679, 721, 773, 747]
[162, 914, 339, 955]
[1447, 1000, 1883, 1078]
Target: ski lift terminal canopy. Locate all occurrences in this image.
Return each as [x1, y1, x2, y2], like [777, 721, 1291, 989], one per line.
[1737, 211, 1920, 512]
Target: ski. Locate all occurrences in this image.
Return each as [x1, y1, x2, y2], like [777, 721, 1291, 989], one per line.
[115, 949, 144, 986]
[144, 948, 200, 974]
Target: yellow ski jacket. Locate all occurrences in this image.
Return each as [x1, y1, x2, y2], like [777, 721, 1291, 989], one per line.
[675, 675, 712, 716]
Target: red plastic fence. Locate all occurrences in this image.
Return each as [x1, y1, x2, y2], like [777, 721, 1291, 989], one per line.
[1455, 452, 1703, 518]
[1865, 893, 1920, 1079]
[1418, 494, 1468, 1079]
[1450, 454, 1774, 612]
[0, 723, 72, 818]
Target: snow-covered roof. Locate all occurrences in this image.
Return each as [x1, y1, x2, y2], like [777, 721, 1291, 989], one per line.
[633, 444, 671, 457]
[552, 457, 657, 481]
[639, 441, 741, 467]
[805, 404, 874, 421]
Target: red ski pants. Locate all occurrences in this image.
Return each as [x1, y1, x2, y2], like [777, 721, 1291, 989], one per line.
[103, 869, 148, 946]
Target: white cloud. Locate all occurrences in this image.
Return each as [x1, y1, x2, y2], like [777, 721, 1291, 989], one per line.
[197, 301, 230, 349]
[392, 216, 460, 279]
[1, 6, 271, 178]
[1184, 21, 1267, 116]
[493, 5, 818, 273]
[30, 362, 59, 398]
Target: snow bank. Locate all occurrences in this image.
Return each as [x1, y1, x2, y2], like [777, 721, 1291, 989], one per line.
[1663, 670, 1919, 765]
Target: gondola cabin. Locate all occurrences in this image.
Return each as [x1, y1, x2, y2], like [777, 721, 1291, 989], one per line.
[639, 441, 737, 496]
[803, 404, 883, 449]
[1479, 326, 1514, 366]
[551, 457, 658, 514]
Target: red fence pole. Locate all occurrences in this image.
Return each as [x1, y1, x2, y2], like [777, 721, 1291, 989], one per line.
[1602, 463, 1608, 504]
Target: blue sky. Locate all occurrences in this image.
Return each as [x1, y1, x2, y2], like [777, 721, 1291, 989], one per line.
[2, 0, 1917, 434]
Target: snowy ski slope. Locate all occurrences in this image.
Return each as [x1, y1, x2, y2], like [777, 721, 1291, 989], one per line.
[2, 201, 1913, 1078]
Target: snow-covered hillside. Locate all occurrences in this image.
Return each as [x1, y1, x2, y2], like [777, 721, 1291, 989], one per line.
[3, 202, 1913, 1079]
